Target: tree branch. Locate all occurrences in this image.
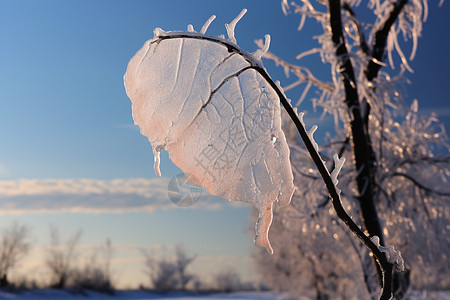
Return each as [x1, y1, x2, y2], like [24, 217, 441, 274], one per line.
[365, 0, 409, 81]
[398, 156, 450, 168]
[391, 172, 450, 197]
[318, 136, 350, 208]
[327, 0, 395, 298]
[342, 3, 370, 56]
[255, 39, 335, 93]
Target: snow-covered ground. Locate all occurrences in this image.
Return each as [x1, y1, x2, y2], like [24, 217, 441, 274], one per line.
[0, 290, 287, 300]
[0, 290, 449, 300]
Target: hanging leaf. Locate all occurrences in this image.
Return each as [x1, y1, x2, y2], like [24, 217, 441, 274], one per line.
[124, 10, 295, 254]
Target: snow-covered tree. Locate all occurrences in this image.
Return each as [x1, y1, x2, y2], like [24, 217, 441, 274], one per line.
[252, 0, 450, 298]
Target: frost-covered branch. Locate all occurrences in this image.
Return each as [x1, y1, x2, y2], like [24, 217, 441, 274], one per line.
[328, 0, 398, 298]
[342, 3, 370, 55]
[255, 39, 334, 94]
[398, 155, 450, 167]
[391, 172, 450, 197]
[366, 0, 408, 81]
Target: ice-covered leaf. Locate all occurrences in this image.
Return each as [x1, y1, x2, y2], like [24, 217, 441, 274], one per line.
[124, 10, 295, 254]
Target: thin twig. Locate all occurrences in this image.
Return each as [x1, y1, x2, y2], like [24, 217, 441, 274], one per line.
[391, 172, 450, 197]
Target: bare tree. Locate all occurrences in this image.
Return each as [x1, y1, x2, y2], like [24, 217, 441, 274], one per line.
[45, 226, 82, 289]
[71, 238, 115, 293]
[253, 0, 449, 299]
[0, 223, 30, 288]
[173, 245, 196, 290]
[142, 244, 196, 291]
[214, 269, 243, 293]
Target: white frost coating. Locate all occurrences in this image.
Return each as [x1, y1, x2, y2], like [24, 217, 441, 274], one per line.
[275, 80, 288, 101]
[371, 236, 405, 272]
[200, 15, 216, 34]
[307, 125, 319, 152]
[298, 112, 306, 127]
[253, 34, 271, 61]
[330, 154, 345, 187]
[153, 28, 166, 39]
[187, 24, 195, 32]
[124, 11, 295, 254]
[225, 8, 247, 45]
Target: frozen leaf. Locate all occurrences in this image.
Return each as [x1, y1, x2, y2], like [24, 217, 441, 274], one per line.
[124, 10, 295, 254]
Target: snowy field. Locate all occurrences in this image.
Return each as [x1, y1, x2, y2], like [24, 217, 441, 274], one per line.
[0, 291, 286, 300]
[0, 290, 449, 300]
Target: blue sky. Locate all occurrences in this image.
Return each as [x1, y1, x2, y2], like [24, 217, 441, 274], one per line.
[0, 0, 449, 288]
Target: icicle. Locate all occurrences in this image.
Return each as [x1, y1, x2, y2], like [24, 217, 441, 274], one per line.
[261, 34, 271, 53]
[187, 24, 195, 32]
[298, 112, 306, 127]
[225, 8, 247, 44]
[410, 99, 418, 113]
[153, 145, 164, 177]
[371, 57, 387, 67]
[253, 34, 271, 61]
[393, 32, 414, 73]
[281, 0, 290, 15]
[307, 125, 319, 152]
[331, 154, 346, 186]
[200, 15, 216, 34]
[298, 81, 311, 107]
[371, 236, 405, 272]
[283, 66, 290, 78]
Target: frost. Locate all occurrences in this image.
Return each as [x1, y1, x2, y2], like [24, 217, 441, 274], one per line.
[307, 125, 319, 152]
[330, 154, 345, 186]
[225, 9, 247, 45]
[297, 111, 306, 127]
[371, 236, 405, 272]
[200, 15, 216, 34]
[253, 34, 271, 61]
[124, 10, 295, 254]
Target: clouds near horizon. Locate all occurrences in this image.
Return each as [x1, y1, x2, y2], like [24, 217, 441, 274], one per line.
[0, 178, 225, 215]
